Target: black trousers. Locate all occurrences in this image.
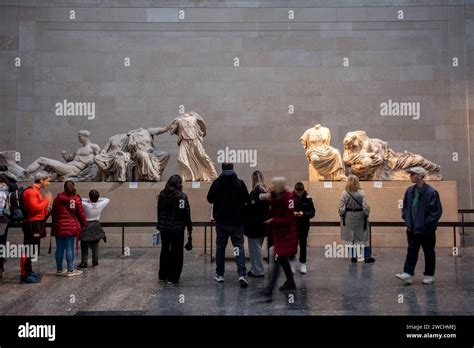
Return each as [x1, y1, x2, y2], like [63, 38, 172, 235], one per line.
[290, 229, 308, 264]
[21, 221, 43, 278]
[159, 229, 184, 283]
[268, 256, 294, 290]
[403, 230, 436, 277]
[81, 241, 99, 264]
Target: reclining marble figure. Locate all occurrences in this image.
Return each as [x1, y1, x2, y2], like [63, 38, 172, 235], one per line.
[342, 130, 442, 180]
[25, 130, 101, 181]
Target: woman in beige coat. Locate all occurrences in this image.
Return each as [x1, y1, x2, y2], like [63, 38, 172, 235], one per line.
[338, 174, 375, 263]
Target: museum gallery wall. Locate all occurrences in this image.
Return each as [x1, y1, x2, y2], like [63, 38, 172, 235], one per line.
[0, 1, 472, 207]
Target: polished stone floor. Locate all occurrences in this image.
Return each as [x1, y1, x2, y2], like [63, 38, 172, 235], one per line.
[0, 246, 472, 316]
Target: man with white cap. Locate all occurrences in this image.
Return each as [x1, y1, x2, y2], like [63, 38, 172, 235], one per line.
[396, 167, 442, 285]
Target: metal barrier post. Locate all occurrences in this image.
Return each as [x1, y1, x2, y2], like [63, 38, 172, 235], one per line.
[204, 225, 207, 255]
[369, 222, 372, 257]
[121, 225, 125, 256]
[210, 223, 214, 263]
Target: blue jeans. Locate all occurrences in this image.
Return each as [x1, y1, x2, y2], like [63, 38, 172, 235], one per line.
[55, 236, 76, 272]
[215, 223, 246, 277]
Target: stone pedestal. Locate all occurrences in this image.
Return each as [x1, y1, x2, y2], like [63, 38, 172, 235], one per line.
[304, 180, 458, 247]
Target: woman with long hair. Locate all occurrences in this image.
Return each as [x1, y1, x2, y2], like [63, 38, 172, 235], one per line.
[244, 171, 269, 278]
[338, 174, 374, 263]
[157, 175, 193, 284]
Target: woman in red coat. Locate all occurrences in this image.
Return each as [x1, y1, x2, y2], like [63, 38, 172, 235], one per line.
[51, 181, 86, 277]
[260, 177, 298, 297]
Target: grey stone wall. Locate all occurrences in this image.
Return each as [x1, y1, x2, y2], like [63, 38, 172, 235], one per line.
[0, 0, 472, 207]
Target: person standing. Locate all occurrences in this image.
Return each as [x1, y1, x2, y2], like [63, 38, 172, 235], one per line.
[157, 175, 193, 285]
[259, 177, 298, 297]
[338, 174, 374, 263]
[77, 190, 110, 269]
[207, 163, 250, 288]
[396, 167, 442, 285]
[51, 181, 86, 277]
[0, 175, 10, 280]
[244, 171, 269, 278]
[20, 171, 53, 284]
[289, 182, 315, 274]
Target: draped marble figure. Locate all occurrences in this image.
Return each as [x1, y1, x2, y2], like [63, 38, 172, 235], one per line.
[342, 130, 442, 180]
[94, 133, 131, 182]
[168, 112, 217, 181]
[126, 127, 170, 182]
[300, 124, 347, 181]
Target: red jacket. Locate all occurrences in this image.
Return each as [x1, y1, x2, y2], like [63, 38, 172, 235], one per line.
[269, 191, 298, 258]
[51, 192, 87, 238]
[23, 185, 50, 222]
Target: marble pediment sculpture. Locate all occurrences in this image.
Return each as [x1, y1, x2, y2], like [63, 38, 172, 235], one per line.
[300, 124, 347, 181]
[342, 130, 442, 180]
[95, 126, 170, 182]
[126, 127, 170, 182]
[25, 130, 101, 181]
[0, 150, 26, 181]
[168, 111, 217, 181]
[94, 133, 131, 182]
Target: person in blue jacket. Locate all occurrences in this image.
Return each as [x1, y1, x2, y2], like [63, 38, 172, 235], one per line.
[396, 167, 442, 285]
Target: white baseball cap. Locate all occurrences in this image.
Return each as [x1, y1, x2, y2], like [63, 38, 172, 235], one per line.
[406, 167, 426, 176]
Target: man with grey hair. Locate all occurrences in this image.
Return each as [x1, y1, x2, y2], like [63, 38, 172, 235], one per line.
[20, 171, 52, 284]
[396, 167, 442, 285]
[25, 130, 100, 180]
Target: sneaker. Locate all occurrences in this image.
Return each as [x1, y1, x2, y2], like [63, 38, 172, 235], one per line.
[20, 275, 41, 284]
[300, 263, 307, 274]
[167, 281, 179, 285]
[364, 257, 376, 263]
[56, 269, 67, 276]
[67, 269, 83, 277]
[422, 276, 435, 285]
[289, 259, 296, 274]
[239, 276, 249, 288]
[77, 263, 88, 269]
[92, 262, 99, 268]
[279, 280, 297, 291]
[247, 271, 264, 278]
[396, 272, 413, 284]
[351, 257, 357, 263]
[214, 274, 224, 283]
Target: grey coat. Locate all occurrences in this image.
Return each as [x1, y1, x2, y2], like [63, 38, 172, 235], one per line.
[338, 189, 370, 244]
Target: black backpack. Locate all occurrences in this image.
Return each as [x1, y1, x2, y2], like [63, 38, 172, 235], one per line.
[7, 186, 31, 222]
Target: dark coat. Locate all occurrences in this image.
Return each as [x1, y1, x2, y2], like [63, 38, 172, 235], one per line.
[244, 185, 270, 238]
[51, 192, 87, 238]
[207, 170, 249, 224]
[294, 191, 316, 234]
[402, 183, 442, 234]
[269, 191, 298, 258]
[157, 191, 192, 233]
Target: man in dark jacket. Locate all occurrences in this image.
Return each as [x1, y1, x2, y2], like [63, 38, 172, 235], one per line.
[396, 167, 442, 285]
[289, 182, 315, 274]
[207, 163, 250, 288]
